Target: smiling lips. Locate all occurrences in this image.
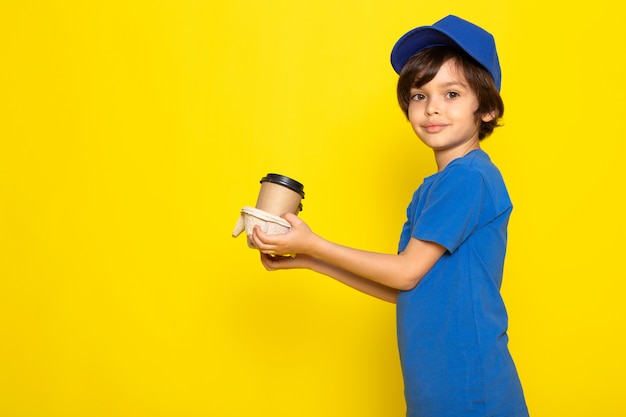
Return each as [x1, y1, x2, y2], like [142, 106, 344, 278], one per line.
[423, 123, 447, 133]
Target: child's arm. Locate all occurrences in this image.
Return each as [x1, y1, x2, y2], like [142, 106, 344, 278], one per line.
[259, 252, 399, 303]
[251, 213, 446, 292]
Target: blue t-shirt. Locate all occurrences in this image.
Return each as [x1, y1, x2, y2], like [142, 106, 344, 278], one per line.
[397, 150, 528, 417]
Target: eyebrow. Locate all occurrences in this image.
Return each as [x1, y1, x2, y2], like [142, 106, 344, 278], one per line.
[410, 80, 469, 91]
[439, 81, 468, 89]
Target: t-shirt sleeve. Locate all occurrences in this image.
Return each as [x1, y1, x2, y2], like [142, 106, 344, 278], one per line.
[412, 165, 486, 253]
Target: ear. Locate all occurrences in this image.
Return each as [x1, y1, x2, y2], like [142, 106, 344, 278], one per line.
[481, 111, 497, 123]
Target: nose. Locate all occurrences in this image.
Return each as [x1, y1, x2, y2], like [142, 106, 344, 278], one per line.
[425, 98, 440, 116]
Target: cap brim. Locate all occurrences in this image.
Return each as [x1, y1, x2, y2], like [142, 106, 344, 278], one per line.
[390, 27, 458, 74]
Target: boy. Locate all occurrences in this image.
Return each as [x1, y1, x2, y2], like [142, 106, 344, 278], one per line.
[251, 15, 529, 417]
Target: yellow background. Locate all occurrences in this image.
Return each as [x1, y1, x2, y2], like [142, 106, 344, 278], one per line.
[2, 1, 625, 416]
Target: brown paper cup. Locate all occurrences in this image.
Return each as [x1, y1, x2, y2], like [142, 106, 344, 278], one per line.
[255, 174, 304, 216]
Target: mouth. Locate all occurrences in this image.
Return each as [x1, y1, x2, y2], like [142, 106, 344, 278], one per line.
[423, 124, 447, 133]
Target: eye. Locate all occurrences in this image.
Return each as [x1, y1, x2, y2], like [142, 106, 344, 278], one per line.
[445, 91, 460, 99]
[411, 93, 426, 101]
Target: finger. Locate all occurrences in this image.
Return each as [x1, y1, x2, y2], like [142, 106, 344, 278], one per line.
[252, 225, 278, 245]
[251, 226, 269, 248]
[251, 232, 281, 256]
[250, 227, 270, 251]
[260, 253, 291, 270]
[252, 225, 265, 240]
[281, 212, 300, 226]
[259, 253, 276, 270]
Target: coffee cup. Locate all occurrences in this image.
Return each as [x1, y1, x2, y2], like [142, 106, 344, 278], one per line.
[255, 174, 305, 216]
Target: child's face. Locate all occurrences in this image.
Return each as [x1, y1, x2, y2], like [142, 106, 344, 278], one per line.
[407, 59, 493, 155]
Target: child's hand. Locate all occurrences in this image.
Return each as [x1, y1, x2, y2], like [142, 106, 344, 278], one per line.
[258, 252, 312, 271]
[250, 212, 315, 258]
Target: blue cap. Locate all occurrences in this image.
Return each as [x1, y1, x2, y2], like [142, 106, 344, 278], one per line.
[390, 15, 501, 91]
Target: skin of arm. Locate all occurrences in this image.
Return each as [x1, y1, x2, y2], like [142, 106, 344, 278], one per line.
[250, 213, 446, 299]
[259, 252, 400, 303]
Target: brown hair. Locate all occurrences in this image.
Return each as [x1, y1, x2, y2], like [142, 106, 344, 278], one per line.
[397, 46, 504, 140]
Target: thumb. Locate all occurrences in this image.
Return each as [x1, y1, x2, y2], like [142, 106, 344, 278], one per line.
[281, 212, 300, 226]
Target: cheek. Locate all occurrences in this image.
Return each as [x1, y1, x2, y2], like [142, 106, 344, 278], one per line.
[451, 107, 476, 123]
[407, 102, 423, 121]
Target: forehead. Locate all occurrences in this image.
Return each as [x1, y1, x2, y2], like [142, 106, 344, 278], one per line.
[426, 58, 469, 86]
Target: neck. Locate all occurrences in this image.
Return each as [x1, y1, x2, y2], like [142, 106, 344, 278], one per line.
[434, 142, 481, 171]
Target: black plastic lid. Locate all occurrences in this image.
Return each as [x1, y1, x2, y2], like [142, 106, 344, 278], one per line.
[260, 173, 305, 198]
